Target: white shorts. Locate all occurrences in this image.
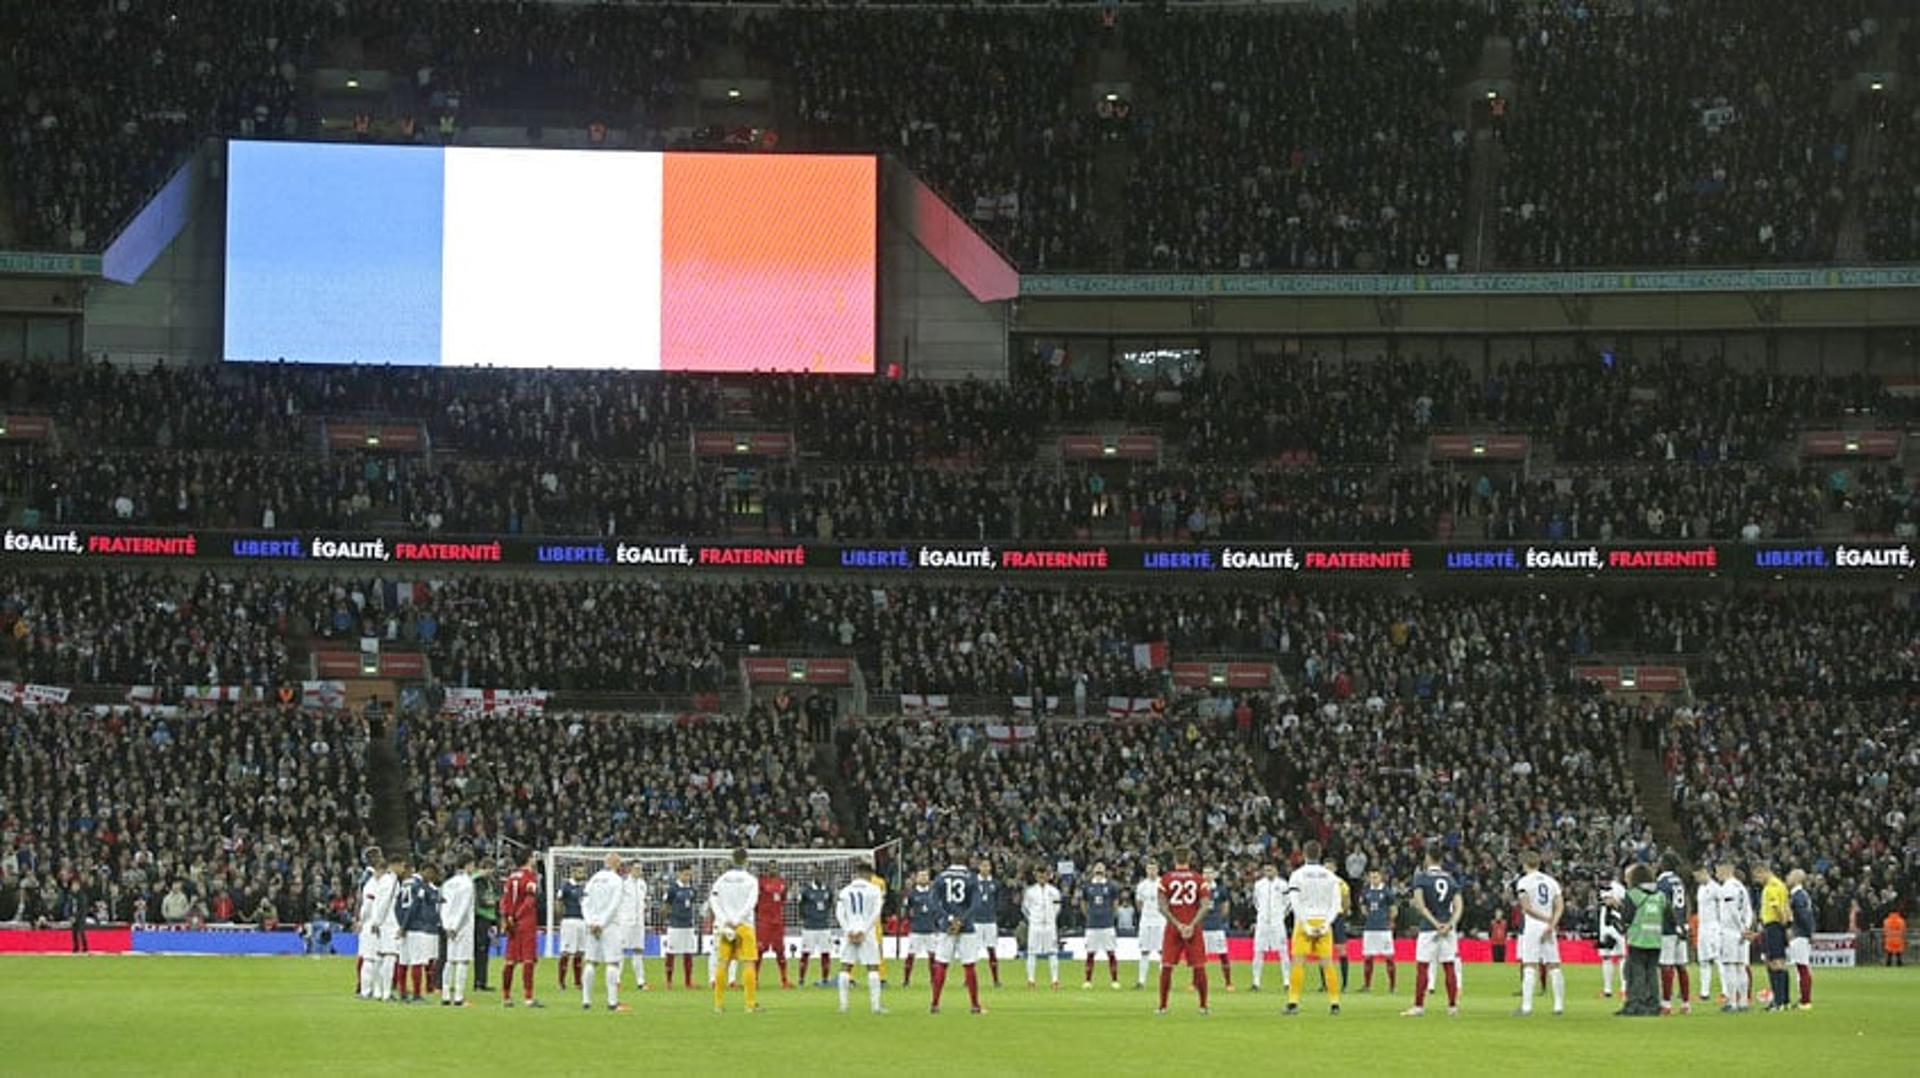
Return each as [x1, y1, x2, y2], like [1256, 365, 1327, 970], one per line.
[1254, 922, 1290, 956]
[404, 931, 438, 966]
[839, 932, 882, 968]
[1786, 937, 1810, 965]
[1659, 935, 1690, 965]
[446, 928, 473, 958]
[1203, 930, 1227, 956]
[377, 923, 402, 956]
[906, 932, 939, 957]
[1136, 921, 1166, 955]
[935, 930, 982, 965]
[1518, 922, 1561, 964]
[802, 929, 832, 954]
[1720, 934, 1750, 963]
[1028, 929, 1059, 956]
[1415, 930, 1459, 964]
[619, 924, 645, 953]
[1695, 927, 1721, 963]
[974, 923, 998, 954]
[666, 927, 697, 954]
[584, 925, 621, 965]
[1362, 930, 1394, 957]
[354, 925, 374, 957]
[559, 918, 586, 954]
[1084, 928, 1118, 956]
[1598, 931, 1625, 958]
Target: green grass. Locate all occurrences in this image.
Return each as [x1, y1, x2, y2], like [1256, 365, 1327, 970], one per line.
[2, 958, 1914, 1076]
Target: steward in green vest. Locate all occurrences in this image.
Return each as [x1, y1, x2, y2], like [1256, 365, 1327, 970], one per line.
[1616, 864, 1668, 1016]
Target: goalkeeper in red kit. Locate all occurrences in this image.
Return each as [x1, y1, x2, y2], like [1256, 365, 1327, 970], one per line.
[500, 852, 544, 1007]
[755, 865, 793, 989]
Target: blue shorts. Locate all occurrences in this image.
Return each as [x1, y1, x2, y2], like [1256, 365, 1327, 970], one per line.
[1760, 924, 1787, 961]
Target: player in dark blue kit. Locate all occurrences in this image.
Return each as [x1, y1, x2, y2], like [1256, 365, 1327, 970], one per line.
[904, 873, 941, 987]
[557, 870, 586, 989]
[933, 857, 986, 1014]
[1080, 864, 1122, 989]
[1786, 869, 1817, 1009]
[664, 867, 700, 989]
[1654, 853, 1692, 1013]
[1359, 870, 1399, 992]
[398, 869, 436, 1003]
[1202, 868, 1235, 990]
[973, 858, 1003, 988]
[797, 877, 835, 987]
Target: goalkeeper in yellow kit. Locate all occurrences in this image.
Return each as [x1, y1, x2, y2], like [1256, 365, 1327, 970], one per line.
[709, 848, 761, 1013]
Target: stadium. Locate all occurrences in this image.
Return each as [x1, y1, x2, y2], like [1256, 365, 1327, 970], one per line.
[0, 0, 1915, 1072]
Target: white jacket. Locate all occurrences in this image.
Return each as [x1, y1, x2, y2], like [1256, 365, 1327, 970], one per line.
[583, 868, 624, 930]
[1253, 876, 1291, 925]
[619, 875, 647, 928]
[710, 868, 758, 932]
[439, 872, 474, 935]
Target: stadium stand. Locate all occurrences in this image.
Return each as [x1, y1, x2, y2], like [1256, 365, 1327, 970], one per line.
[0, 704, 374, 928]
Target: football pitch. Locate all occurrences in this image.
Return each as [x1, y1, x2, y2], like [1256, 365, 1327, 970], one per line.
[2, 958, 1914, 1076]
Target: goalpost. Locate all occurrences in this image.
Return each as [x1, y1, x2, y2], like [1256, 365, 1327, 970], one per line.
[544, 844, 900, 959]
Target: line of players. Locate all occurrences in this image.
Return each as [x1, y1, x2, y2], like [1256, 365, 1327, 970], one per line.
[351, 844, 1823, 1017]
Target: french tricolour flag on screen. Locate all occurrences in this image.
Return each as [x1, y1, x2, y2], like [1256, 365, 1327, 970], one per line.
[223, 142, 875, 372]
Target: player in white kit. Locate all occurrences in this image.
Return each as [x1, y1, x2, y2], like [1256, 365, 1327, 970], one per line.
[836, 865, 887, 1014]
[1022, 867, 1063, 989]
[1134, 859, 1165, 988]
[439, 850, 476, 1006]
[1512, 850, 1565, 1016]
[360, 856, 400, 1000]
[1250, 862, 1291, 992]
[1693, 866, 1721, 1002]
[1597, 877, 1627, 999]
[619, 862, 649, 991]
[581, 853, 627, 1011]
[1713, 861, 1755, 1011]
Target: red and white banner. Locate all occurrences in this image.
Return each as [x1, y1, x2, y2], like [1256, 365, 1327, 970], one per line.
[1105, 696, 1158, 719]
[984, 723, 1038, 747]
[300, 680, 348, 710]
[1011, 694, 1060, 718]
[900, 694, 950, 720]
[0, 682, 70, 707]
[1811, 932, 1856, 968]
[443, 688, 549, 717]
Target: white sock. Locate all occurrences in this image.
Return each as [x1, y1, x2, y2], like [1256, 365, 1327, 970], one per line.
[1027, 954, 1037, 983]
[359, 958, 375, 997]
[838, 970, 851, 1010]
[606, 965, 619, 1007]
[377, 955, 396, 999]
[1049, 955, 1059, 983]
[632, 956, 646, 988]
[1549, 967, 1565, 1011]
[1281, 958, 1292, 988]
[583, 963, 595, 1006]
[1138, 955, 1150, 984]
[1251, 953, 1263, 988]
[1601, 957, 1614, 994]
[453, 960, 468, 1003]
[1698, 960, 1714, 998]
[1521, 966, 1536, 1012]
[868, 970, 883, 1011]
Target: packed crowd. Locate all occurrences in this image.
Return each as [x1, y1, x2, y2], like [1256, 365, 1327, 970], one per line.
[0, 570, 294, 688]
[845, 717, 1286, 919]
[1862, 78, 1920, 262]
[0, 705, 374, 929]
[745, 6, 1100, 269]
[1662, 695, 1916, 931]
[400, 711, 837, 868]
[1278, 690, 1651, 931]
[1499, 0, 1869, 267]
[2, 0, 314, 250]
[1467, 464, 1841, 542]
[1124, 1, 1488, 272]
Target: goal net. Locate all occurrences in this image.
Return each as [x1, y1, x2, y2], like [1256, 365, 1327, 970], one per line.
[544, 845, 898, 957]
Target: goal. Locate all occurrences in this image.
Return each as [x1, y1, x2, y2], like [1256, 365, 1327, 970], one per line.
[543, 845, 898, 957]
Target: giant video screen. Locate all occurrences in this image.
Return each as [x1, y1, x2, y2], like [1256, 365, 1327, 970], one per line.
[222, 141, 876, 372]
